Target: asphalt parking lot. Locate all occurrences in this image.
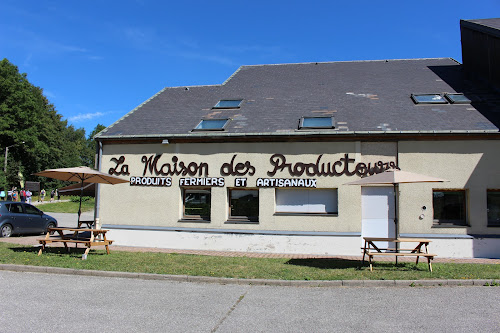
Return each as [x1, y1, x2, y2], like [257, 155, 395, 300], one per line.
[1, 212, 499, 332]
[0, 270, 499, 333]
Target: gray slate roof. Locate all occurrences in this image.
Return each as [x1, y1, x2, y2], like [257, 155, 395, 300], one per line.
[97, 58, 500, 140]
[461, 18, 500, 38]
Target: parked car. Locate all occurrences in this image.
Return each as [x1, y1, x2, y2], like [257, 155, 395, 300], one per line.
[0, 201, 58, 237]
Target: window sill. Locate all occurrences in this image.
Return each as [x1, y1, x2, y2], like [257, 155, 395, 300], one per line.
[225, 219, 259, 225]
[190, 129, 226, 132]
[274, 212, 338, 217]
[178, 219, 211, 223]
[295, 128, 337, 132]
[432, 223, 468, 228]
[487, 224, 500, 228]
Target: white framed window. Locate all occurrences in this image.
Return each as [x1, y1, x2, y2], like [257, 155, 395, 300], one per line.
[433, 190, 467, 225]
[411, 94, 447, 104]
[487, 190, 500, 227]
[444, 93, 471, 104]
[229, 189, 259, 222]
[213, 100, 242, 109]
[299, 116, 335, 129]
[275, 188, 338, 214]
[193, 119, 230, 131]
[182, 188, 211, 220]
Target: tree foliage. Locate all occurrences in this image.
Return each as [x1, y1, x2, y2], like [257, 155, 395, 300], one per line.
[0, 58, 105, 191]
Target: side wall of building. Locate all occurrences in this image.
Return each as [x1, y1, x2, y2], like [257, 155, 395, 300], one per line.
[98, 139, 500, 257]
[398, 140, 500, 235]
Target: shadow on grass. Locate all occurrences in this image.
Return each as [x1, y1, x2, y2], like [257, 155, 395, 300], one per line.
[10, 246, 104, 257]
[286, 258, 365, 270]
[286, 258, 429, 272]
[367, 262, 430, 272]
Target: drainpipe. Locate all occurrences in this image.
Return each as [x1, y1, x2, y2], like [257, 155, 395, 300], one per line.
[395, 141, 400, 259]
[396, 140, 399, 168]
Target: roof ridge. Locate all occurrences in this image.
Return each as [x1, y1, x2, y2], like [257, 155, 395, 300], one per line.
[238, 58, 456, 68]
[162, 84, 221, 90]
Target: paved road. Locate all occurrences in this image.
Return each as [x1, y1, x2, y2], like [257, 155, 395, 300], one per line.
[1, 271, 498, 333]
[47, 212, 95, 228]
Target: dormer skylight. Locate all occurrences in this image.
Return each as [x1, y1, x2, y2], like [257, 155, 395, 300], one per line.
[193, 119, 230, 131]
[213, 100, 242, 109]
[299, 116, 335, 129]
[444, 93, 471, 104]
[411, 94, 447, 104]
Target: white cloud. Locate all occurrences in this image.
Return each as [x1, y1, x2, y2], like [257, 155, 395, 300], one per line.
[180, 51, 237, 66]
[2, 25, 96, 61]
[57, 44, 88, 53]
[122, 27, 157, 49]
[43, 90, 56, 99]
[117, 26, 238, 66]
[23, 53, 33, 67]
[69, 112, 105, 122]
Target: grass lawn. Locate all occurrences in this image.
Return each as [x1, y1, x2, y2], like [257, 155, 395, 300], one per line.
[1, 242, 499, 281]
[10, 201, 497, 281]
[36, 198, 95, 213]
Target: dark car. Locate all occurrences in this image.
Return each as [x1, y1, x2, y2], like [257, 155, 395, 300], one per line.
[0, 201, 58, 237]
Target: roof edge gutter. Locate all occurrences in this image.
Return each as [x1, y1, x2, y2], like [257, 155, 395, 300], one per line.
[96, 129, 499, 139]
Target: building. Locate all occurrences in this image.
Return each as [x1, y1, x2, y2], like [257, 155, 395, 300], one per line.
[94, 18, 500, 258]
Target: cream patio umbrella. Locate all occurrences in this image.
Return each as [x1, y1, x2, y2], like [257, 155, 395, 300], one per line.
[34, 166, 129, 227]
[345, 169, 448, 242]
[58, 182, 95, 197]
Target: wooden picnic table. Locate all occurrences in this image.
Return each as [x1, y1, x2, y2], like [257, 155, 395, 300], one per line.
[38, 227, 113, 259]
[77, 220, 94, 228]
[362, 237, 436, 272]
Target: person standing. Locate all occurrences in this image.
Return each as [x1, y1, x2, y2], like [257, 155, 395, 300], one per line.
[40, 188, 46, 202]
[20, 188, 26, 202]
[55, 189, 59, 201]
[50, 189, 55, 202]
[7, 188, 13, 201]
[12, 188, 18, 202]
[26, 190, 32, 204]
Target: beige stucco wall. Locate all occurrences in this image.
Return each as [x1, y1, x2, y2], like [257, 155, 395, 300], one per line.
[98, 141, 397, 233]
[98, 139, 500, 236]
[398, 140, 500, 235]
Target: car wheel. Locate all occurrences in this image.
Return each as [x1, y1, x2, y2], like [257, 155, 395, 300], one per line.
[45, 222, 56, 235]
[1, 224, 13, 238]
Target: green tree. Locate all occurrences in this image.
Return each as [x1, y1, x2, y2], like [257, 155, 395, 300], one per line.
[0, 58, 96, 191]
[86, 124, 106, 167]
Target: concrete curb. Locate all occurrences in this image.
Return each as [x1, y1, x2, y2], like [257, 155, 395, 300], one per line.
[1, 264, 498, 287]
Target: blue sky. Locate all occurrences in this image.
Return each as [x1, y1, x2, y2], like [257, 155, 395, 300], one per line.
[1, 0, 499, 136]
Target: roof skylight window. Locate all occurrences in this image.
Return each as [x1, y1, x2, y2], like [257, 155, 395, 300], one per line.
[213, 100, 242, 109]
[444, 93, 471, 104]
[193, 119, 230, 131]
[411, 94, 448, 104]
[299, 117, 335, 129]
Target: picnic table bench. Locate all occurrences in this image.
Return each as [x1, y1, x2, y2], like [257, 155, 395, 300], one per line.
[77, 220, 94, 228]
[362, 237, 436, 272]
[38, 227, 113, 259]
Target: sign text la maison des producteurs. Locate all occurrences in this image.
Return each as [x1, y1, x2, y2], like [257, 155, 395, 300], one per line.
[108, 153, 398, 189]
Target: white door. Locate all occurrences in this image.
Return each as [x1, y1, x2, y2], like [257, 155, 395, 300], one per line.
[361, 186, 396, 250]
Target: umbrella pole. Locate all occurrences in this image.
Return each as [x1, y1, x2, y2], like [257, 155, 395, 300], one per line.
[78, 179, 83, 227]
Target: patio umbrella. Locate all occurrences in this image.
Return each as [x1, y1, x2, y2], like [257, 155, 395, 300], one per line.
[58, 183, 96, 197]
[345, 169, 448, 242]
[34, 166, 129, 227]
[345, 169, 448, 186]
